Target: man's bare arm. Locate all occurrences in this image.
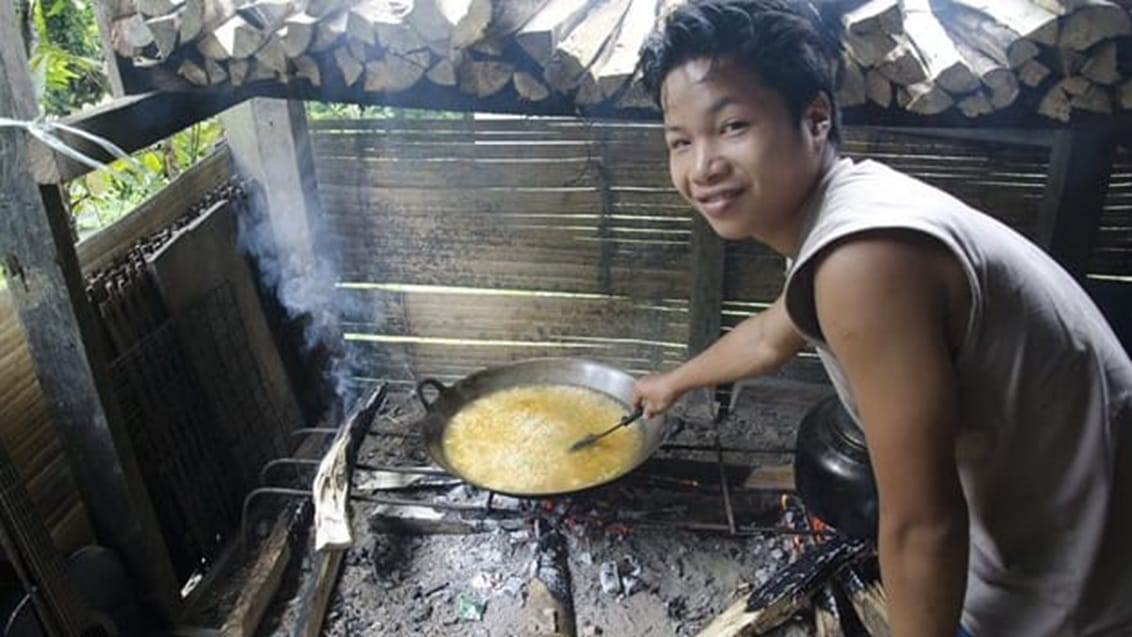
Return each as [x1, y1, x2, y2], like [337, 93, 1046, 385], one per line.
[634, 293, 807, 415]
[814, 233, 968, 637]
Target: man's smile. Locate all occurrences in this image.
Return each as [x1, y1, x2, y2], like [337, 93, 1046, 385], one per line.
[696, 187, 744, 217]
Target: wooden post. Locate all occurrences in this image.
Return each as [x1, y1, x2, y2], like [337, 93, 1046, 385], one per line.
[1037, 127, 1118, 280]
[0, 4, 181, 619]
[219, 97, 327, 411]
[686, 215, 726, 418]
[220, 98, 322, 267]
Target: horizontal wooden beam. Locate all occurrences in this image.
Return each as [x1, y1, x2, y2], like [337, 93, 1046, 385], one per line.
[25, 80, 1117, 191]
[30, 90, 248, 184]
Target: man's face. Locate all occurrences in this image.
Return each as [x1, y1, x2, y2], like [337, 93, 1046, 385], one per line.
[661, 57, 829, 246]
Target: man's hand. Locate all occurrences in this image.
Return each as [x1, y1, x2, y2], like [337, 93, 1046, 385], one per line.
[630, 293, 807, 417]
[632, 373, 684, 417]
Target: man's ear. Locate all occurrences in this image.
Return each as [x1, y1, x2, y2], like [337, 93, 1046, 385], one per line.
[805, 92, 833, 144]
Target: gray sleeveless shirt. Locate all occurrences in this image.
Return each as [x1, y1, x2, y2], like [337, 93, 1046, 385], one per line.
[783, 158, 1132, 637]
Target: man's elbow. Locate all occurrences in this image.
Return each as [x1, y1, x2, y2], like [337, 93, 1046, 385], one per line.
[880, 507, 968, 556]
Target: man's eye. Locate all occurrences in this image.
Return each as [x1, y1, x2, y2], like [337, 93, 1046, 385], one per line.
[721, 121, 748, 134]
[667, 138, 690, 150]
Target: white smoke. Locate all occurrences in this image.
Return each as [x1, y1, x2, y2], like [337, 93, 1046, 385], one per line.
[236, 182, 367, 408]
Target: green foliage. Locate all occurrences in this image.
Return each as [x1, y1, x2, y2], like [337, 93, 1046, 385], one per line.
[21, 0, 464, 241]
[22, 0, 224, 240]
[305, 102, 468, 120]
[69, 119, 225, 241]
[27, 0, 106, 116]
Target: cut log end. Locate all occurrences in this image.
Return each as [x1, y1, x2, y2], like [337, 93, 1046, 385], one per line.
[458, 60, 514, 98]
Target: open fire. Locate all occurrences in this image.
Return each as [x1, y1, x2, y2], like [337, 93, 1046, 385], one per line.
[217, 379, 888, 637]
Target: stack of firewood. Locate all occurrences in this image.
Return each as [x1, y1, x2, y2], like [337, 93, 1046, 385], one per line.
[837, 0, 1132, 120]
[104, 0, 1132, 121]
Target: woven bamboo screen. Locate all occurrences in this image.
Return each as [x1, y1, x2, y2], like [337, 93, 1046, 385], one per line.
[311, 117, 1067, 388]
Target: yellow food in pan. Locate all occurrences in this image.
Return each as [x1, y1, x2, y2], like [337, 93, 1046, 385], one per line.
[442, 384, 644, 494]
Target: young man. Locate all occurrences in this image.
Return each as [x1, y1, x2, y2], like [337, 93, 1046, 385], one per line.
[631, 1, 1132, 636]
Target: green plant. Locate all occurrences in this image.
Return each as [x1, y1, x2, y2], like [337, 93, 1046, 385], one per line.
[21, 0, 226, 240]
[305, 102, 469, 120]
[68, 119, 224, 240]
[26, 0, 106, 116]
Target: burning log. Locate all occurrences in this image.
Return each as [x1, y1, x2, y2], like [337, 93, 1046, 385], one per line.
[813, 585, 847, 637]
[528, 525, 578, 636]
[835, 564, 890, 637]
[312, 384, 389, 551]
[696, 535, 872, 637]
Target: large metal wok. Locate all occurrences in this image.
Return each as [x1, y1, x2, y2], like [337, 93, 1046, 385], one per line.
[414, 357, 676, 496]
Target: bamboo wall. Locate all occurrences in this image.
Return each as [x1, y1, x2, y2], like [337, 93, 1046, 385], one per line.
[1094, 148, 1132, 276]
[310, 117, 1062, 388]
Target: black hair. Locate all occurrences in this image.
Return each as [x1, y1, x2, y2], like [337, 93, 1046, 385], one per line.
[638, 0, 843, 143]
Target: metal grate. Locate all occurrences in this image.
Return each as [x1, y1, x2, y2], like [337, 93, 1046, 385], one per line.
[109, 316, 237, 576]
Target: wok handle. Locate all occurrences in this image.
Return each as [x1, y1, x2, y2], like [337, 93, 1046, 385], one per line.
[415, 378, 448, 411]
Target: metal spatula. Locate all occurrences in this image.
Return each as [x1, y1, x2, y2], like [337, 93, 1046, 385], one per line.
[568, 406, 645, 452]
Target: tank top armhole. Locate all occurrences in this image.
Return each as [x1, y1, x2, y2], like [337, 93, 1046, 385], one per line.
[785, 223, 983, 361]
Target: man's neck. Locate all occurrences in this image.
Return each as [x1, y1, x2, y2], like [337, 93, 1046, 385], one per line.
[762, 147, 840, 258]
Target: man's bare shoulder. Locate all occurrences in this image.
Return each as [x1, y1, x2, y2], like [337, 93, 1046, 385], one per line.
[810, 228, 969, 351]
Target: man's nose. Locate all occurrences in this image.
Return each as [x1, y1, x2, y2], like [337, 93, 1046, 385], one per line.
[691, 142, 726, 183]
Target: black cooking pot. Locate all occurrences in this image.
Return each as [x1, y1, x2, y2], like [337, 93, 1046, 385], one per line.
[793, 394, 879, 540]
